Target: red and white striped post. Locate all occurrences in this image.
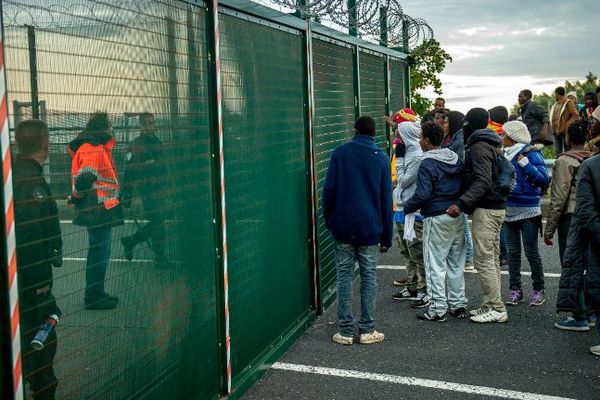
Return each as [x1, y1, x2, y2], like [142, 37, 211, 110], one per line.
[212, 0, 232, 393]
[305, 17, 319, 310]
[0, 33, 23, 400]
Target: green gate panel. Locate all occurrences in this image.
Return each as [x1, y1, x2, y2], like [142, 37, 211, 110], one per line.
[219, 13, 312, 385]
[3, 1, 220, 399]
[389, 59, 406, 115]
[359, 51, 388, 152]
[312, 38, 356, 309]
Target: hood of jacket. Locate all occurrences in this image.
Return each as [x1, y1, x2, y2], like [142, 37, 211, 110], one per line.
[422, 147, 459, 165]
[466, 128, 503, 148]
[68, 131, 113, 154]
[398, 121, 422, 161]
[563, 149, 593, 162]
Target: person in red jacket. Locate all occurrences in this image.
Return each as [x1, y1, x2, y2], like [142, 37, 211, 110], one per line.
[69, 112, 123, 310]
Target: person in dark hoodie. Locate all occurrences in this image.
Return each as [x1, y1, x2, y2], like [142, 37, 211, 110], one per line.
[447, 108, 509, 323]
[404, 122, 466, 321]
[69, 112, 123, 310]
[518, 89, 552, 146]
[556, 145, 600, 356]
[548, 121, 594, 331]
[322, 116, 392, 345]
[443, 111, 474, 271]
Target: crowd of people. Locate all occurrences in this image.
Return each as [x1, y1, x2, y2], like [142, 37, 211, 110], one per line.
[322, 88, 600, 357]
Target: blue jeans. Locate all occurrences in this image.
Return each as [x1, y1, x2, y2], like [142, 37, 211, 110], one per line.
[500, 224, 508, 262]
[334, 241, 379, 336]
[505, 217, 545, 291]
[423, 214, 467, 315]
[463, 214, 473, 262]
[85, 226, 113, 302]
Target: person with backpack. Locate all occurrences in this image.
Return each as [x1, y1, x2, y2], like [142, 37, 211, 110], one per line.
[501, 121, 549, 307]
[446, 108, 513, 323]
[547, 121, 594, 330]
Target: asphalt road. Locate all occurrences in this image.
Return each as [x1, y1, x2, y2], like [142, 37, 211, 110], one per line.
[242, 233, 600, 400]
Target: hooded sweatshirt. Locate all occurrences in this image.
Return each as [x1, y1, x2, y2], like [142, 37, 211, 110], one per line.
[404, 148, 463, 218]
[393, 122, 423, 213]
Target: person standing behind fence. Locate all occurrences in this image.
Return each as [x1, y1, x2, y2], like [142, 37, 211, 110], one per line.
[68, 112, 123, 310]
[556, 152, 600, 356]
[323, 116, 392, 345]
[550, 87, 580, 156]
[404, 122, 467, 321]
[14, 120, 62, 400]
[545, 121, 594, 331]
[447, 108, 510, 324]
[120, 113, 173, 269]
[501, 121, 549, 307]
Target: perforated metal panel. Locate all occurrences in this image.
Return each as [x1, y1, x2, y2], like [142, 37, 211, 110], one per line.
[389, 58, 406, 115]
[219, 12, 313, 384]
[359, 51, 388, 152]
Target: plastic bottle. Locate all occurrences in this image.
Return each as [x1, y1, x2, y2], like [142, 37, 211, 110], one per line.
[31, 314, 59, 351]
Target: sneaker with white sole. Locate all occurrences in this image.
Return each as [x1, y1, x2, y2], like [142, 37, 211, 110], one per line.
[529, 290, 546, 307]
[469, 307, 488, 317]
[410, 292, 430, 309]
[464, 260, 475, 271]
[470, 309, 508, 323]
[392, 287, 418, 301]
[590, 345, 600, 356]
[332, 333, 353, 345]
[359, 330, 384, 344]
[588, 315, 597, 327]
[554, 316, 590, 332]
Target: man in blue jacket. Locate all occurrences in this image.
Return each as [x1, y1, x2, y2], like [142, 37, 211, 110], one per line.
[322, 116, 393, 345]
[404, 122, 466, 321]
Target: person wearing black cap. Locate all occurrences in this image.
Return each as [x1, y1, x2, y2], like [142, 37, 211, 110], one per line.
[446, 108, 509, 323]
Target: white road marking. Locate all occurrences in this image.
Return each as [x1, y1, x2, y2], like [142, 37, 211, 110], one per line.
[378, 265, 561, 278]
[63, 257, 153, 263]
[271, 362, 574, 400]
[60, 220, 148, 224]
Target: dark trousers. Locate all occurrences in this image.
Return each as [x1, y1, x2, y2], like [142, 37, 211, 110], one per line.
[505, 217, 545, 291]
[558, 213, 588, 320]
[85, 226, 112, 302]
[21, 296, 58, 400]
[127, 215, 166, 261]
[500, 223, 508, 262]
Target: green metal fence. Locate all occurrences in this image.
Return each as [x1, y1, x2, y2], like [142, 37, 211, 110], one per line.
[0, 1, 408, 399]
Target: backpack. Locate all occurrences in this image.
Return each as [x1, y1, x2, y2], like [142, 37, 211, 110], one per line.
[495, 153, 516, 195]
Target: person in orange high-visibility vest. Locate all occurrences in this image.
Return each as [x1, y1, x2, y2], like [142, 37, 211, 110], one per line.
[68, 112, 123, 310]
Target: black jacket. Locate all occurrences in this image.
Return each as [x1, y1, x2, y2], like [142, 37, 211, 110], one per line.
[13, 157, 62, 317]
[520, 100, 552, 145]
[557, 155, 600, 312]
[456, 129, 507, 214]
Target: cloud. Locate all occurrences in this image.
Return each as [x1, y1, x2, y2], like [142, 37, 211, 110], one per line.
[444, 44, 505, 61]
[457, 26, 488, 36]
[511, 27, 547, 36]
[455, 26, 503, 38]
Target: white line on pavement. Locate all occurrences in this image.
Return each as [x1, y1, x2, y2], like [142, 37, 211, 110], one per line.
[60, 220, 148, 224]
[63, 257, 153, 263]
[271, 362, 574, 400]
[378, 265, 561, 278]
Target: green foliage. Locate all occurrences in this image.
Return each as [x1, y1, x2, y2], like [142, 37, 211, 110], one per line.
[512, 72, 599, 112]
[542, 145, 555, 160]
[409, 39, 452, 115]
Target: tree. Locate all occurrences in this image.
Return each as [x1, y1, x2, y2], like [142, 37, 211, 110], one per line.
[511, 72, 599, 113]
[409, 39, 452, 115]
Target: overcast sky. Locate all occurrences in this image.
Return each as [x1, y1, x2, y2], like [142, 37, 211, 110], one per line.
[399, 0, 599, 113]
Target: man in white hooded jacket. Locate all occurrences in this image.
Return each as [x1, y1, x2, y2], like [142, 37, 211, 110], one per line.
[392, 122, 429, 309]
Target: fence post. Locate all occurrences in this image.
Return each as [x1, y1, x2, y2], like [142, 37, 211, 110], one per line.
[353, 45, 361, 118]
[384, 55, 391, 153]
[26, 25, 39, 119]
[347, 0, 357, 37]
[0, 9, 23, 400]
[205, 0, 231, 395]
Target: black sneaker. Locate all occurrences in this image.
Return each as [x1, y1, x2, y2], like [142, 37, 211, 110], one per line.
[121, 237, 134, 261]
[85, 297, 118, 310]
[410, 292, 430, 308]
[392, 287, 418, 301]
[450, 307, 468, 319]
[416, 309, 447, 322]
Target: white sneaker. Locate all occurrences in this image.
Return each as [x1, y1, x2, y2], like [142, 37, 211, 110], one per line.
[469, 307, 488, 317]
[359, 330, 385, 344]
[470, 309, 508, 323]
[464, 260, 475, 271]
[590, 345, 600, 356]
[332, 333, 353, 345]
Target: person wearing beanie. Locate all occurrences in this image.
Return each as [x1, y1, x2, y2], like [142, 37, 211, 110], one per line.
[551, 86, 580, 156]
[443, 111, 474, 271]
[548, 121, 594, 332]
[323, 116, 392, 345]
[447, 107, 510, 323]
[567, 91, 584, 113]
[488, 106, 509, 135]
[518, 89, 552, 146]
[501, 121, 549, 308]
[391, 122, 428, 307]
